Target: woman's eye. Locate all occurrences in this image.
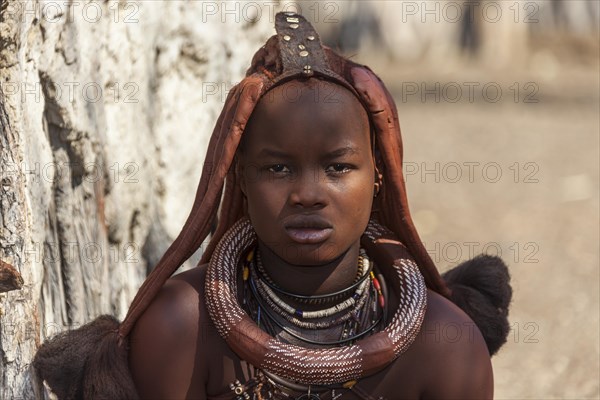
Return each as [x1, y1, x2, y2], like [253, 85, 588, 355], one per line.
[326, 164, 352, 174]
[268, 164, 290, 173]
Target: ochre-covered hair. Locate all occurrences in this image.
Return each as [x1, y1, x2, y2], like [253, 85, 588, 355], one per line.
[34, 13, 511, 400]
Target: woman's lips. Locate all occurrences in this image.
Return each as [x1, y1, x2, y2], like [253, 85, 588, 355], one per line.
[283, 215, 333, 244]
[284, 227, 333, 244]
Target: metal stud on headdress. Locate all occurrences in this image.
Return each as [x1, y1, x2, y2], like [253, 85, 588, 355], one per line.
[272, 13, 359, 94]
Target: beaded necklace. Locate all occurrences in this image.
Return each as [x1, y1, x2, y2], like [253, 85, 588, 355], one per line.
[251, 249, 378, 320]
[254, 249, 374, 306]
[244, 248, 384, 346]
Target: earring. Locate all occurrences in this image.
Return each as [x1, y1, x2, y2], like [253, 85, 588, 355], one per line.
[374, 170, 383, 197]
[374, 177, 383, 197]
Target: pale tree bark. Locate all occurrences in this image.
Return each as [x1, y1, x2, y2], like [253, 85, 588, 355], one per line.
[0, 1, 273, 398]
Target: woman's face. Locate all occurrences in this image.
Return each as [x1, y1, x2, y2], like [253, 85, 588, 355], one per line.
[238, 79, 375, 266]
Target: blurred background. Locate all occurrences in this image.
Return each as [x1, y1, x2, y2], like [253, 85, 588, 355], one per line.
[0, 1, 597, 398]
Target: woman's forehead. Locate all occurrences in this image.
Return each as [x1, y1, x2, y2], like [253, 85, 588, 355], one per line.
[258, 78, 362, 108]
[237, 78, 371, 154]
[252, 79, 368, 125]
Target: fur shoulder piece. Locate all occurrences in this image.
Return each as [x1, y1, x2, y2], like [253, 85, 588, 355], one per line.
[442, 255, 512, 356]
[33, 315, 139, 399]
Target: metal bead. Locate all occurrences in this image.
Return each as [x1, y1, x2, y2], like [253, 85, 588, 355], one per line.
[289, 23, 299, 29]
[298, 44, 306, 50]
[283, 35, 291, 41]
[307, 35, 315, 41]
[299, 50, 309, 57]
[286, 17, 299, 23]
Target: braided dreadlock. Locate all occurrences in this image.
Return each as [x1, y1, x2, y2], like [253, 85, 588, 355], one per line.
[33, 14, 511, 399]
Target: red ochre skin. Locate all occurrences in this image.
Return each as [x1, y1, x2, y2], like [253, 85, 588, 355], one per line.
[129, 81, 493, 399]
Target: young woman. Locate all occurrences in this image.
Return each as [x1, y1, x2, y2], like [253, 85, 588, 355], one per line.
[34, 13, 511, 400]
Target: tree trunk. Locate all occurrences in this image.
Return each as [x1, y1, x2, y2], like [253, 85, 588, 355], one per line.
[0, 1, 272, 398]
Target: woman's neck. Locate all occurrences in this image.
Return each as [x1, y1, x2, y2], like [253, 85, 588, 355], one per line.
[256, 240, 361, 301]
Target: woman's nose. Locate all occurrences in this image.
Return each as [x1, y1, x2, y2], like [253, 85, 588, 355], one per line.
[288, 169, 327, 208]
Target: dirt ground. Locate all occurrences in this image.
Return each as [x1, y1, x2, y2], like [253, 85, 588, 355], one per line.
[356, 55, 600, 399]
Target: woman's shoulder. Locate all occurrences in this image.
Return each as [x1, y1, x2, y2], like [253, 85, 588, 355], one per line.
[424, 289, 480, 334]
[416, 289, 490, 360]
[413, 289, 494, 398]
[133, 264, 210, 336]
[128, 264, 219, 398]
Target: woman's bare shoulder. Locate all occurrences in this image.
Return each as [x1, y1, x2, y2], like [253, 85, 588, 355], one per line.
[424, 289, 481, 334]
[131, 264, 210, 339]
[416, 289, 494, 399]
[128, 264, 215, 398]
